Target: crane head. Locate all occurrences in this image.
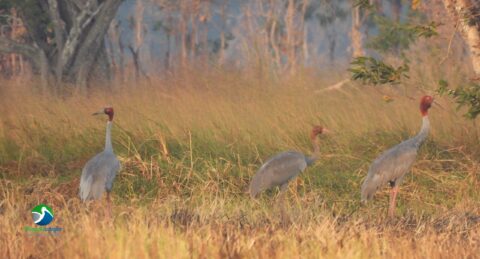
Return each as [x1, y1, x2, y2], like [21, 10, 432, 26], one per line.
[420, 96, 433, 116]
[92, 107, 114, 121]
[310, 125, 327, 139]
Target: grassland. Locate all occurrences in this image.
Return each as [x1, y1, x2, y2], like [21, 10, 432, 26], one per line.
[0, 66, 479, 258]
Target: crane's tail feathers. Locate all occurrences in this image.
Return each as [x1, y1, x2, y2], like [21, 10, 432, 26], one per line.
[79, 175, 93, 202]
[79, 174, 106, 201]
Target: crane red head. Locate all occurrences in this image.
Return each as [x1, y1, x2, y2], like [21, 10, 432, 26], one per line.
[310, 125, 328, 139]
[93, 107, 114, 121]
[420, 96, 433, 116]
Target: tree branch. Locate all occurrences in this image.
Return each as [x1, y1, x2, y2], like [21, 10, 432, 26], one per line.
[48, 0, 66, 52]
[71, 0, 86, 10]
[69, 0, 123, 84]
[0, 36, 47, 75]
[63, 0, 80, 19]
[314, 79, 351, 94]
[56, 0, 105, 80]
[0, 36, 39, 58]
[17, 4, 51, 54]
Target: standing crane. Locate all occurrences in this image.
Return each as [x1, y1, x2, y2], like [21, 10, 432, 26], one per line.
[249, 125, 328, 199]
[79, 107, 120, 214]
[361, 95, 433, 217]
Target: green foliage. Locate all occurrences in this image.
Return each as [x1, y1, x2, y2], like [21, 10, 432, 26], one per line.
[0, 0, 13, 25]
[438, 80, 480, 119]
[0, 0, 12, 10]
[354, 0, 375, 10]
[367, 16, 439, 53]
[0, 0, 52, 41]
[349, 1, 437, 87]
[349, 56, 409, 85]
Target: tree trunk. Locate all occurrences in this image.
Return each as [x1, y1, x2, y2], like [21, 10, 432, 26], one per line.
[180, 0, 188, 67]
[128, 46, 141, 82]
[135, 0, 145, 51]
[328, 29, 337, 64]
[391, 0, 402, 22]
[218, 0, 227, 65]
[66, 0, 123, 88]
[130, 0, 146, 82]
[351, 5, 365, 58]
[285, 0, 297, 73]
[443, 0, 480, 76]
[300, 0, 309, 65]
[190, 0, 200, 60]
[107, 19, 125, 83]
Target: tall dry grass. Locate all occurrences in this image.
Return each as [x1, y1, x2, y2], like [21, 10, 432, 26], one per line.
[0, 61, 479, 258]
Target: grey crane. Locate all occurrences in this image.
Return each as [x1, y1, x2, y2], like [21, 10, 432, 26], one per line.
[79, 107, 120, 212]
[249, 125, 328, 199]
[361, 95, 433, 217]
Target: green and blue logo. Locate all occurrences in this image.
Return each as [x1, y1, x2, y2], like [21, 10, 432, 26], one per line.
[25, 204, 62, 235]
[31, 204, 54, 226]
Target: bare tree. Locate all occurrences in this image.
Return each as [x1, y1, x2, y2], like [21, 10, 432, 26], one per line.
[0, 0, 123, 91]
[442, 0, 480, 76]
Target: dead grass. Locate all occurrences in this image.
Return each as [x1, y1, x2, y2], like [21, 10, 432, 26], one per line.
[0, 65, 479, 258]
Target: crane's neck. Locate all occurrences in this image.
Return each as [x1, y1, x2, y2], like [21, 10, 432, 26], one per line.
[413, 115, 430, 147]
[105, 121, 113, 153]
[306, 136, 320, 166]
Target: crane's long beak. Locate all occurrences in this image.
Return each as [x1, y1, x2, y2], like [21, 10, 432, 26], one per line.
[323, 128, 332, 134]
[92, 109, 104, 116]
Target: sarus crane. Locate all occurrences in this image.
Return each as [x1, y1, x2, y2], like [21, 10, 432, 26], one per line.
[361, 95, 433, 217]
[249, 125, 328, 199]
[79, 107, 120, 212]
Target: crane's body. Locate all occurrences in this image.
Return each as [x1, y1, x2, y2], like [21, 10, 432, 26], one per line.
[249, 126, 325, 198]
[79, 108, 120, 206]
[361, 96, 433, 217]
[249, 151, 311, 198]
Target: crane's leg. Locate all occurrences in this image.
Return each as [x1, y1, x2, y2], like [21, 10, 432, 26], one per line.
[388, 186, 399, 218]
[106, 192, 112, 219]
[279, 183, 289, 196]
[279, 183, 289, 226]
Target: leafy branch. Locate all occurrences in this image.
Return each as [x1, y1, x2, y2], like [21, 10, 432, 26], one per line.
[348, 56, 409, 85]
[367, 16, 439, 53]
[437, 80, 480, 119]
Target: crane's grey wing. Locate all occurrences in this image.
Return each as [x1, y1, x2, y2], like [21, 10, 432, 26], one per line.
[106, 156, 120, 191]
[79, 153, 102, 201]
[249, 151, 307, 197]
[79, 166, 94, 201]
[79, 152, 118, 201]
[361, 141, 418, 201]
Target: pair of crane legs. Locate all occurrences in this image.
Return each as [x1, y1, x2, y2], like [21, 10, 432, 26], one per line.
[277, 182, 401, 218]
[95, 192, 113, 218]
[389, 186, 399, 218]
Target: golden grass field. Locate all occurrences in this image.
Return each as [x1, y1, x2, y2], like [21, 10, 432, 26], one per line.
[0, 64, 479, 258]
